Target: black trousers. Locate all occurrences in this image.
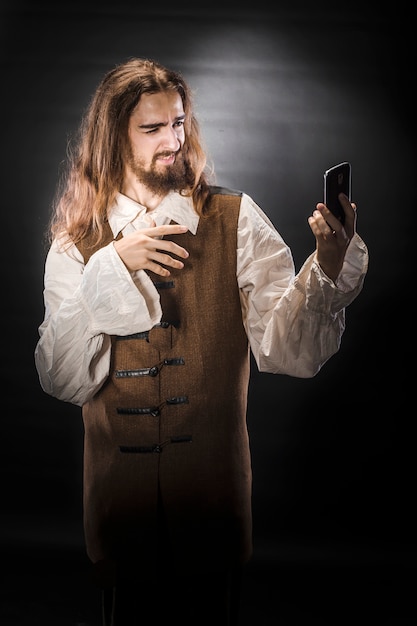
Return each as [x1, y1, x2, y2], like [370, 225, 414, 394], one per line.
[101, 564, 243, 626]
[98, 489, 244, 625]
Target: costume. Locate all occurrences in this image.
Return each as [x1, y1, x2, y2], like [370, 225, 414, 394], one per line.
[76, 189, 252, 582]
[35, 186, 368, 620]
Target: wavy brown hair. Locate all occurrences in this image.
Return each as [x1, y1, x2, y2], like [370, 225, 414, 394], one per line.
[48, 57, 214, 248]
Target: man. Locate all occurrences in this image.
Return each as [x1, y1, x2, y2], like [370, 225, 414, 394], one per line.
[34, 57, 368, 625]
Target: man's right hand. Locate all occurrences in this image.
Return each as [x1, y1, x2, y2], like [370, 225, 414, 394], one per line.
[113, 223, 189, 276]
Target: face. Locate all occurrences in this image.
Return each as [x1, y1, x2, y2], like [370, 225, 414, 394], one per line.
[126, 91, 189, 195]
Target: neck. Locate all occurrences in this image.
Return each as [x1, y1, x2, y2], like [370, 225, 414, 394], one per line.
[123, 167, 170, 211]
[122, 182, 165, 212]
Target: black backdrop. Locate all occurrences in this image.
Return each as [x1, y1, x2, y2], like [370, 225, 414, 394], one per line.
[1, 2, 415, 624]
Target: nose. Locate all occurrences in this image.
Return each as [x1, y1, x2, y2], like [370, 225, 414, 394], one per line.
[162, 125, 181, 151]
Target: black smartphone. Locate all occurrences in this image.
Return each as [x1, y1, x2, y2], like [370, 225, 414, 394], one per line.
[323, 161, 351, 225]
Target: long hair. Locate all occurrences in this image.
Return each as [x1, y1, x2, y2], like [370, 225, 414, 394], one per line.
[48, 57, 214, 248]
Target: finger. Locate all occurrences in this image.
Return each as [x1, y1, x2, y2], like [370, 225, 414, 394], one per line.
[308, 215, 325, 238]
[153, 249, 187, 268]
[143, 223, 189, 238]
[145, 260, 172, 277]
[148, 238, 189, 260]
[145, 250, 187, 277]
[309, 214, 337, 245]
[312, 209, 335, 233]
[314, 204, 344, 235]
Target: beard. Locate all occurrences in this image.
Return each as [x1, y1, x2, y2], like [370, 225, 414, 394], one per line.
[126, 147, 194, 196]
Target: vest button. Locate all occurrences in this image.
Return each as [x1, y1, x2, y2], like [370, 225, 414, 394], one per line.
[149, 366, 159, 377]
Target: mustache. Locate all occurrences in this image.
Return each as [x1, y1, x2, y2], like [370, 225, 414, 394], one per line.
[153, 149, 181, 162]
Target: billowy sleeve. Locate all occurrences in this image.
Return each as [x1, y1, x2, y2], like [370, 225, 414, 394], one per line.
[237, 193, 368, 377]
[34, 238, 162, 406]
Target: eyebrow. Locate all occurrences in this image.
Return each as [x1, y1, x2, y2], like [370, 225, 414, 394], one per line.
[138, 114, 186, 130]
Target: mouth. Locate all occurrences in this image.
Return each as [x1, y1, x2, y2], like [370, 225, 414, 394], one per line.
[155, 152, 176, 166]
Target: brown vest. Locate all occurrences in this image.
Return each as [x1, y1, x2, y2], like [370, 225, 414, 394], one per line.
[78, 189, 252, 578]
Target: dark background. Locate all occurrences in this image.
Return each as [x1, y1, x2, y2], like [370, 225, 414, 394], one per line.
[1, 1, 415, 624]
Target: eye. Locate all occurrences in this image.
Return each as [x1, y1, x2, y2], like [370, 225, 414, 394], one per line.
[174, 119, 185, 129]
[145, 127, 159, 134]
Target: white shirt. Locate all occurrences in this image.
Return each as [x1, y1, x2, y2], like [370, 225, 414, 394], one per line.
[34, 191, 368, 406]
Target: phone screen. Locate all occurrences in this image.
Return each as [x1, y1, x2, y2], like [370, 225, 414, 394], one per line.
[324, 162, 351, 225]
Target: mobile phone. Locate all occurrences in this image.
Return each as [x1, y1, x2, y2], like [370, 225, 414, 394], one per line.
[323, 161, 351, 225]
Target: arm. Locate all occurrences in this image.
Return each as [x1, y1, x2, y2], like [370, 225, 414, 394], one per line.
[237, 194, 368, 378]
[35, 222, 190, 407]
[34, 239, 163, 406]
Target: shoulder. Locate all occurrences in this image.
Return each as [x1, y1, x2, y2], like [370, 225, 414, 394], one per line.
[202, 185, 244, 226]
[206, 186, 278, 233]
[208, 185, 243, 198]
[75, 221, 115, 264]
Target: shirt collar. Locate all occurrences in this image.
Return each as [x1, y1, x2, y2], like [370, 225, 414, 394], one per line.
[108, 191, 200, 237]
